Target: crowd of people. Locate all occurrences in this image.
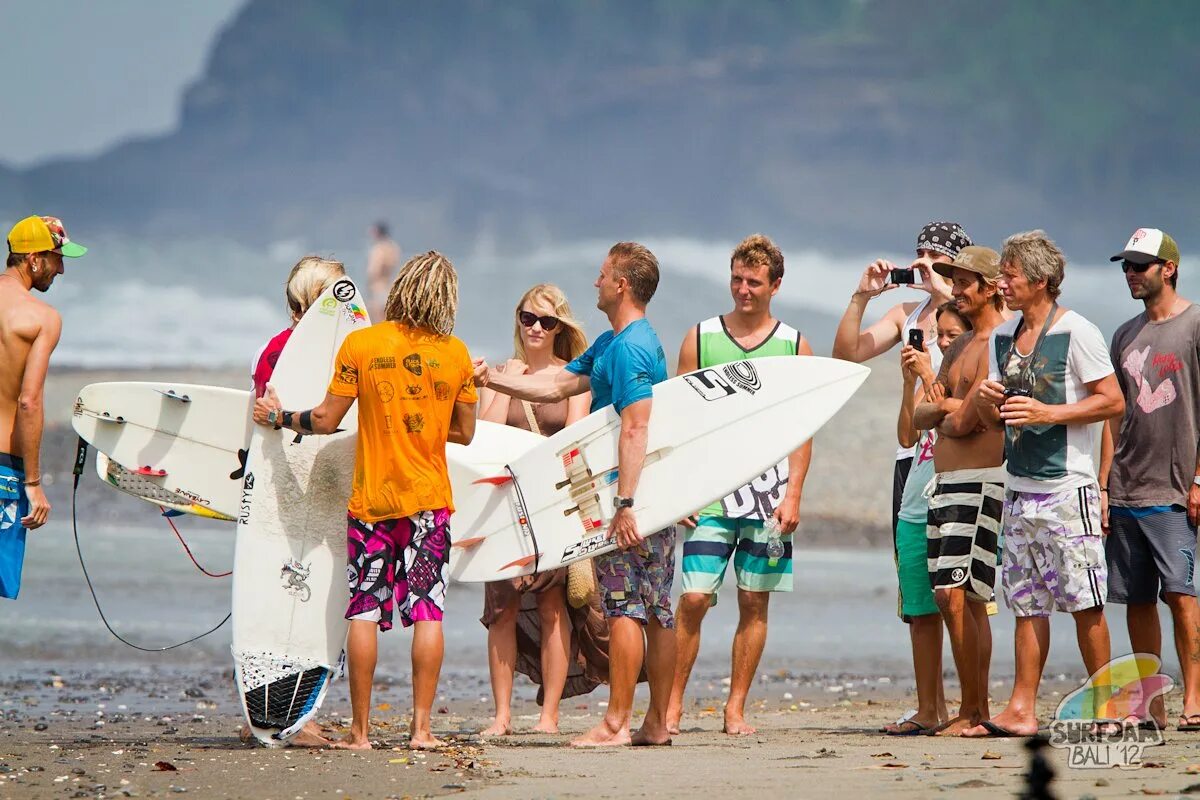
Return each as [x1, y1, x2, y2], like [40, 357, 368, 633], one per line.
[2, 212, 1196, 750]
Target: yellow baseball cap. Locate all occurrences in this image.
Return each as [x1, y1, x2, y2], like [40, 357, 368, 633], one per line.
[7, 215, 87, 257]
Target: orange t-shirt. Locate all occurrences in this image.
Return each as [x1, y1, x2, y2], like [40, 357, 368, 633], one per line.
[327, 322, 478, 522]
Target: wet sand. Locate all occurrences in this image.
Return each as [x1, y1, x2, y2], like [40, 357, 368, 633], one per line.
[5, 671, 1200, 800]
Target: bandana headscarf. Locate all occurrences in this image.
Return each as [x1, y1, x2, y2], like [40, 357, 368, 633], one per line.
[916, 221, 971, 259]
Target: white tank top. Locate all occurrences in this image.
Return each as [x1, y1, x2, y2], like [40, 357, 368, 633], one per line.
[896, 297, 943, 460]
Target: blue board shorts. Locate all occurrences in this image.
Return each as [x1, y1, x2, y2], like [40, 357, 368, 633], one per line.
[0, 453, 29, 600]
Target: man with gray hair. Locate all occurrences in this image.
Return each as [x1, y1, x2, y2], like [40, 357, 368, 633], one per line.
[965, 231, 1124, 738]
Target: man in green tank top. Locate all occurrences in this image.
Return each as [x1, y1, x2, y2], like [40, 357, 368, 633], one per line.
[665, 233, 814, 736]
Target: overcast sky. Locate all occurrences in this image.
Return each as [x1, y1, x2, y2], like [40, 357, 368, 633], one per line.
[0, 0, 245, 168]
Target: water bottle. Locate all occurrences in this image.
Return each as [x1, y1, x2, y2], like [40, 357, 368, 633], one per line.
[765, 517, 784, 567]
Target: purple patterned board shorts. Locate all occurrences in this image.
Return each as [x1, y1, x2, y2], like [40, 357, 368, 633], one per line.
[595, 525, 677, 627]
[345, 508, 451, 632]
[1001, 486, 1106, 617]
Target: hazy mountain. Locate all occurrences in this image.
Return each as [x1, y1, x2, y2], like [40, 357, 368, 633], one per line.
[7, 0, 1197, 266]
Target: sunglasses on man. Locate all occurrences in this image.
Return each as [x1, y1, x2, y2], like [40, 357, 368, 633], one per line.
[518, 310, 561, 330]
[1121, 260, 1163, 274]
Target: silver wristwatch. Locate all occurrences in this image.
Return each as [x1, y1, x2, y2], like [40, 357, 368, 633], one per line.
[613, 495, 634, 511]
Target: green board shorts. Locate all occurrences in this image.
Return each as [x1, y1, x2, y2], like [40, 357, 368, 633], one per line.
[895, 518, 938, 620]
[680, 515, 792, 604]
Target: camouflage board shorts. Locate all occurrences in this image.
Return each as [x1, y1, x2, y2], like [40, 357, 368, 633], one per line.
[1001, 485, 1106, 617]
[594, 525, 677, 627]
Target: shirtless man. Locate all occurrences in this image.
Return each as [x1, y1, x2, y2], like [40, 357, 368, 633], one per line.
[1, 216, 86, 599]
[366, 221, 401, 321]
[913, 246, 1008, 735]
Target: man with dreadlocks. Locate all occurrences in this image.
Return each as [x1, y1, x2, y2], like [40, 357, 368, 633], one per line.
[253, 251, 478, 750]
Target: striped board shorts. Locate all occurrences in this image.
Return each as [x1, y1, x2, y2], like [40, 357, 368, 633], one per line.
[926, 466, 1006, 604]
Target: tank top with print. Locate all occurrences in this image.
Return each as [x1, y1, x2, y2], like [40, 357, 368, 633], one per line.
[696, 315, 802, 520]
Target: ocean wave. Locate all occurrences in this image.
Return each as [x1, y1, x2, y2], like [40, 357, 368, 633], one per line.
[51, 281, 286, 369]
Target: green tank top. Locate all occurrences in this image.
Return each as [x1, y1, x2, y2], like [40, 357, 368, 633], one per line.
[697, 316, 802, 519]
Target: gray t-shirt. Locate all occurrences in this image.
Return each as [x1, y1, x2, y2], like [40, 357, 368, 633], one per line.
[1108, 303, 1200, 508]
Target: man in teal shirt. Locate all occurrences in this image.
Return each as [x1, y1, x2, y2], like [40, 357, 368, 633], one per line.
[475, 241, 675, 747]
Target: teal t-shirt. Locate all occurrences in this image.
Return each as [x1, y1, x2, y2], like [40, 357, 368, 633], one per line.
[566, 318, 667, 413]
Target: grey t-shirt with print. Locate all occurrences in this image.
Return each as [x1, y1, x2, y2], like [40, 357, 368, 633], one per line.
[1108, 303, 1200, 508]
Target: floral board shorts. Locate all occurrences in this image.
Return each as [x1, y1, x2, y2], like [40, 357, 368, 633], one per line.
[1001, 486, 1106, 617]
[595, 525, 677, 627]
[345, 508, 451, 632]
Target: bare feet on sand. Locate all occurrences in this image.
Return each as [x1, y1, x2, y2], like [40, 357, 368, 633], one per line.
[665, 705, 682, 736]
[723, 710, 757, 736]
[531, 719, 560, 734]
[408, 732, 446, 750]
[631, 725, 673, 746]
[480, 720, 512, 737]
[238, 721, 331, 747]
[330, 735, 372, 751]
[571, 719, 632, 748]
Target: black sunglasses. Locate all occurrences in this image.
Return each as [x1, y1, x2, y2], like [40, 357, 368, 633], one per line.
[518, 310, 560, 330]
[1121, 260, 1162, 274]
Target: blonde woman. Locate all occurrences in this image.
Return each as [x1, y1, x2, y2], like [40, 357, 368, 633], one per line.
[252, 255, 347, 397]
[479, 284, 608, 735]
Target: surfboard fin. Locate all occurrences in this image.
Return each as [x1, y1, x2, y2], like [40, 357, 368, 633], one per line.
[452, 536, 487, 549]
[131, 466, 167, 477]
[500, 554, 541, 570]
[92, 412, 126, 424]
[157, 389, 192, 403]
[161, 508, 185, 518]
[473, 475, 513, 486]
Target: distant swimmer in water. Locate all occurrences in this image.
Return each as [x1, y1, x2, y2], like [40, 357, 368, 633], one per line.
[366, 221, 401, 322]
[0, 216, 86, 601]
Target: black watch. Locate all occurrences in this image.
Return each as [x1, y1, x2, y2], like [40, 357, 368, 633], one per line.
[613, 495, 634, 511]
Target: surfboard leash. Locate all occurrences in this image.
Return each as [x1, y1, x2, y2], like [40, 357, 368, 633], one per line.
[157, 508, 231, 578]
[71, 437, 231, 652]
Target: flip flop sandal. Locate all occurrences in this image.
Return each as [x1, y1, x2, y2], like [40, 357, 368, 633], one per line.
[1178, 715, 1200, 732]
[886, 719, 933, 737]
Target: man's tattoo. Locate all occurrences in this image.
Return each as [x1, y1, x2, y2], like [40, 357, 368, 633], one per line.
[1190, 622, 1200, 664]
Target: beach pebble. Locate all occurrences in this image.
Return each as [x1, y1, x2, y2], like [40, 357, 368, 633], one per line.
[783, 692, 793, 700]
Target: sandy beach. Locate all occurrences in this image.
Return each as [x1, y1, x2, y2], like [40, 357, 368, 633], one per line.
[5, 671, 1200, 800]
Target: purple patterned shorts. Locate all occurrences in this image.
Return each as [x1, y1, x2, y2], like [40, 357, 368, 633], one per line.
[345, 508, 450, 632]
[1001, 486, 1106, 617]
[595, 525, 677, 627]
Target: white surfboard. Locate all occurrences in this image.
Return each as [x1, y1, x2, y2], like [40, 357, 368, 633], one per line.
[446, 422, 544, 568]
[95, 452, 236, 521]
[449, 356, 870, 584]
[72, 382, 253, 519]
[231, 278, 369, 746]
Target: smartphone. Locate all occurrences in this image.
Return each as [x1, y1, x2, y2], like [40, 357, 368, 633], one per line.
[907, 329, 924, 352]
[889, 267, 915, 285]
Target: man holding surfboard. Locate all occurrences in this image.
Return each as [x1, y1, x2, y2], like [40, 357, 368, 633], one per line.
[666, 233, 814, 736]
[254, 251, 478, 750]
[474, 241, 676, 747]
[1, 216, 86, 599]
